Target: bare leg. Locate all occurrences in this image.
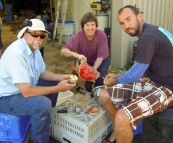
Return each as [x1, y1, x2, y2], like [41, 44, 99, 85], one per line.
[115, 109, 133, 143]
[99, 89, 118, 142]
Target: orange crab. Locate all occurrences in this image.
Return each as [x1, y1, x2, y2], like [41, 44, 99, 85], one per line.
[71, 59, 97, 82]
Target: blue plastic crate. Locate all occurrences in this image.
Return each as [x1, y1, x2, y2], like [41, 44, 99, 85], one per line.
[0, 114, 31, 143]
[58, 20, 75, 24]
[134, 120, 143, 135]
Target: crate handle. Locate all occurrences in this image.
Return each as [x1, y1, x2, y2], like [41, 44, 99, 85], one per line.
[63, 137, 71, 143]
[101, 130, 107, 141]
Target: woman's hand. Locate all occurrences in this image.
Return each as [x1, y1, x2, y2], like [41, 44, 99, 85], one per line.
[71, 52, 87, 61]
[95, 71, 100, 79]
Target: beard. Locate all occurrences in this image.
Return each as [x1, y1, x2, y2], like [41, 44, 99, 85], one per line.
[126, 20, 140, 37]
[25, 34, 48, 50]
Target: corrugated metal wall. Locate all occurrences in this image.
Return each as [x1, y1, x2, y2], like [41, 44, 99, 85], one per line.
[110, 0, 173, 68]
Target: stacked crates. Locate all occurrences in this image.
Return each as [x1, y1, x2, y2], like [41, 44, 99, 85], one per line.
[57, 20, 75, 43]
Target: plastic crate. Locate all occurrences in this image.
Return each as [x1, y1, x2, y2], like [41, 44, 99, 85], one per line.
[58, 20, 75, 24]
[0, 114, 31, 143]
[56, 35, 72, 43]
[50, 93, 113, 143]
[133, 120, 143, 135]
[57, 21, 75, 36]
[50, 122, 112, 143]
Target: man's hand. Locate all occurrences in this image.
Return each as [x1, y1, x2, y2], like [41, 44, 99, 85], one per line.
[62, 74, 71, 80]
[56, 80, 76, 92]
[103, 73, 122, 87]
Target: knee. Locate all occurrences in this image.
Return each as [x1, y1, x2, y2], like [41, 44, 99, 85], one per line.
[31, 96, 52, 114]
[41, 97, 52, 111]
[99, 89, 111, 105]
[115, 109, 130, 129]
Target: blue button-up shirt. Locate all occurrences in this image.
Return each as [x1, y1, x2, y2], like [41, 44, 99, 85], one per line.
[0, 38, 46, 96]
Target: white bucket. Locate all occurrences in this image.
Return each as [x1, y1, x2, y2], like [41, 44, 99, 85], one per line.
[96, 12, 109, 31]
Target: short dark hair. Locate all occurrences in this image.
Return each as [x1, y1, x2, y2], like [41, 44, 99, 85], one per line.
[81, 12, 98, 29]
[118, 5, 140, 15]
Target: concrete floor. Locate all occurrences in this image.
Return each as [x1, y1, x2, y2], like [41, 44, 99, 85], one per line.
[2, 22, 142, 143]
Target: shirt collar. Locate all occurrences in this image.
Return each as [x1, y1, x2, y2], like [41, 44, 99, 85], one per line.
[21, 37, 33, 56]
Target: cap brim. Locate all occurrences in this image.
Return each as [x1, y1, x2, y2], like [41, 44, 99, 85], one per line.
[17, 26, 50, 39]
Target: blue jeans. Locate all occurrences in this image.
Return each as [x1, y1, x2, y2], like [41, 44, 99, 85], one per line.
[85, 57, 110, 92]
[0, 79, 59, 143]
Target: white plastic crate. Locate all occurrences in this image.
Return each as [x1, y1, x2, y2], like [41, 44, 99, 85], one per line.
[50, 122, 112, 143]
[50, 93, 112, 143]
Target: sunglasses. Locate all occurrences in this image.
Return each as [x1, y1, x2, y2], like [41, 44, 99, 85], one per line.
[26, 31, 46, 39]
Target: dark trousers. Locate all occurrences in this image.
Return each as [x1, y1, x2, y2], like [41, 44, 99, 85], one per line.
[37, 79, 59, 107]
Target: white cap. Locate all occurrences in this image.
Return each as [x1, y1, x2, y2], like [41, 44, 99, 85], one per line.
[17, 19, 50, 39]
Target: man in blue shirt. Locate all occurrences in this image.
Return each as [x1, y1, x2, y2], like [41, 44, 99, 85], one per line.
[98, 5, 173, 143]
[0, 19, 76, 143]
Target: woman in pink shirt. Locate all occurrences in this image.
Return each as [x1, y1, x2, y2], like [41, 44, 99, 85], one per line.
[61, 12, 110, 92]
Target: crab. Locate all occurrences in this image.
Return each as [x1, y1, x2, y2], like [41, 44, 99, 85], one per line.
[71, 59, 97, 82]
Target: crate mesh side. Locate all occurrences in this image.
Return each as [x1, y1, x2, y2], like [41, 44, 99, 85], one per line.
[51, 110, 86, 140]
[50, 122, 113, 143]
[51, 109, 112, 143]
[51, 93, 112, 143]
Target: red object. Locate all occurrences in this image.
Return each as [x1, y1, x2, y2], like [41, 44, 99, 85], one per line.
[71, 62, 97, 81]
[79, 63, 97, 81]
[71, 63, 78, 76]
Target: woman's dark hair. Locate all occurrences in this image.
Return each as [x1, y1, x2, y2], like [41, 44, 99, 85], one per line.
[118, 5, 140, 15]
[81, 12, 98, 29]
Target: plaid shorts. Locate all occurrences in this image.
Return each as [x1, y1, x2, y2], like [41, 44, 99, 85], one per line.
[106, 77, 173, 130]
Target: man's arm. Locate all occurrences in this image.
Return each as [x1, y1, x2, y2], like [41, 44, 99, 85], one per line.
[117, 61, 150, 83]
[103, 62, 149, 87]
[39, 70, 71, 81]
[16, 80, 75, 98]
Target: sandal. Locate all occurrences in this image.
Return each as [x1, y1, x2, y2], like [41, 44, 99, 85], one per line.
[103, 138, 116, 143]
